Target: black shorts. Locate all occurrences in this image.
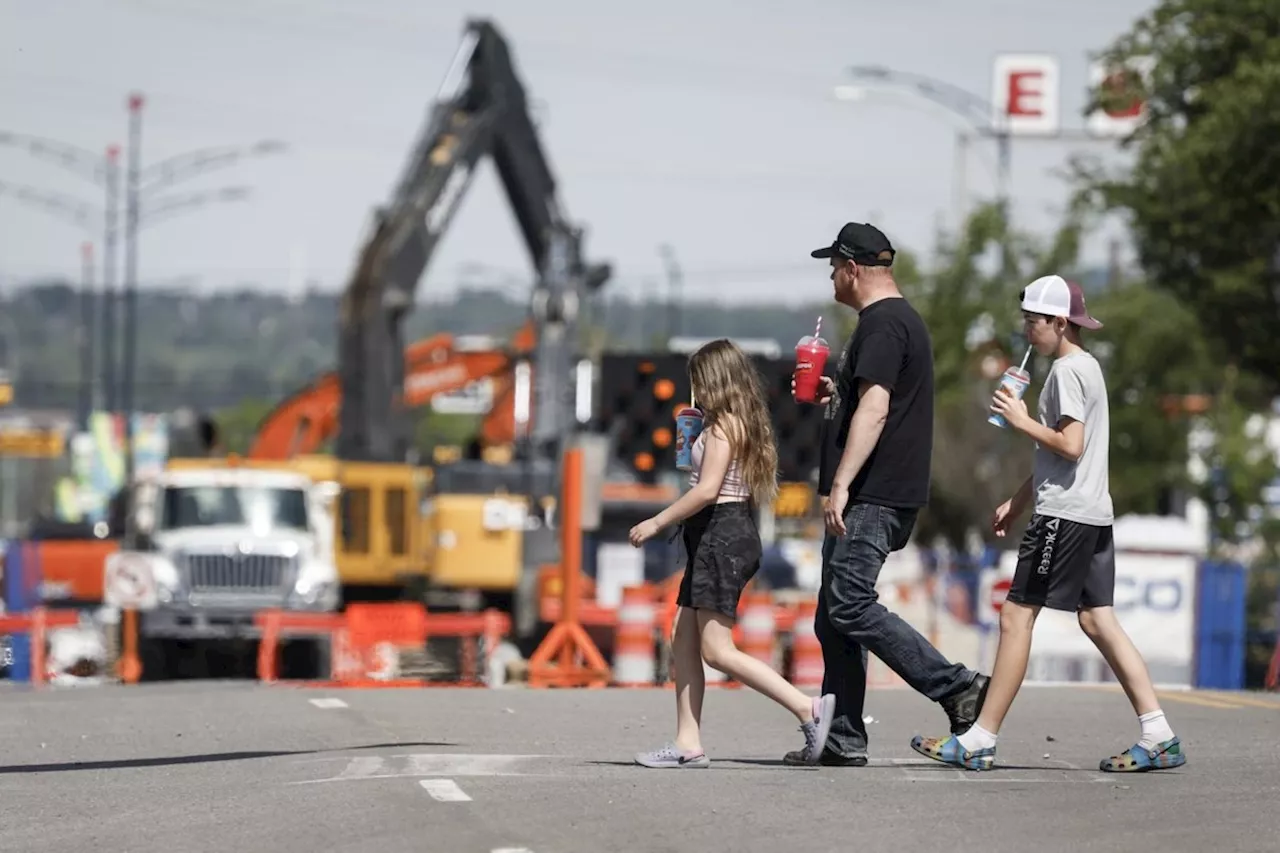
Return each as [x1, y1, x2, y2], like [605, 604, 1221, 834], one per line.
[677, 501, 761, 620]
[1007, 514, 1116, 612]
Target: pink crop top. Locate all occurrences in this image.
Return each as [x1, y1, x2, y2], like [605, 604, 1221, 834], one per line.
[687, 429, 752, 500]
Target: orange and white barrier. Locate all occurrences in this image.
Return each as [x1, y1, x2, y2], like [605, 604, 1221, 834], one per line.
[0, 607, 82, 686]
[613, 585, 657, 686]
[254, 604, 511, 687]
[739, 592, 777, 671]
[790, 598, 824, 690]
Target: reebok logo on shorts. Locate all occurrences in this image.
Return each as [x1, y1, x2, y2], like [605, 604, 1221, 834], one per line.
[1037, 517, 1060, 576]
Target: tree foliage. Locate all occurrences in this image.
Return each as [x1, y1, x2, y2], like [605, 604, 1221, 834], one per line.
[1079, 0, 1280, 397]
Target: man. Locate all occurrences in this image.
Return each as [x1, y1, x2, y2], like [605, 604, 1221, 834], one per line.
[785, 222, 988, 766]
[911, 275, 1185, 772]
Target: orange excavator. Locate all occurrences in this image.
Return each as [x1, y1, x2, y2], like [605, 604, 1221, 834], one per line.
[249, 320, 535, 461]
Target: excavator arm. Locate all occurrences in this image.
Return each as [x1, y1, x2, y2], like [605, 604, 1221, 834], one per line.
[336, 18, 610, 464]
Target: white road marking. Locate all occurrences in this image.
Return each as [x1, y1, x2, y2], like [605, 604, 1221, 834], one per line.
[294, 753, 553, 785]
[308, 698, 348, 709]
[419, 779, 471, 801]
[491, 848, 533, 853]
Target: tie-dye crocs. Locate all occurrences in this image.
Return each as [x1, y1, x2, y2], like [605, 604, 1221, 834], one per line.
[1099, 737, 1186, 772]
[909, 734, 996, 771]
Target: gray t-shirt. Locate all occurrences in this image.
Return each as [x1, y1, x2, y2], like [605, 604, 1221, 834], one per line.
[1032, 351, 1114, 526]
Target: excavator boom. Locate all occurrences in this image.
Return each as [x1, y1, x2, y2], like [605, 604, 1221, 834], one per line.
[336, 19, 609, 464]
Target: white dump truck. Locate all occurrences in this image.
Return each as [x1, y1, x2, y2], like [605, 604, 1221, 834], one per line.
[126, 463, 342, 679]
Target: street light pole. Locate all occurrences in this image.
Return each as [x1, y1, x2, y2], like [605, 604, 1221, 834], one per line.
[835, 67, 1014, 269]
[77, 241, 95, 430]
[1, 126, 285, 420]
[121, 93, 143, 512]
[102, 145, 121, 415]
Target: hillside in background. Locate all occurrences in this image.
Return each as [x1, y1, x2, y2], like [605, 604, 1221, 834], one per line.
[0, 281, 833, 413]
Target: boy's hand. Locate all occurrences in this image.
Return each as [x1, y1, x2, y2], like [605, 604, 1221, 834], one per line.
[992, 500, 1015, 537]
[990, 386, 1031, 430]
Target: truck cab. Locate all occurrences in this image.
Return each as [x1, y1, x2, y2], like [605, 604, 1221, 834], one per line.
[133, 463, 341, 678]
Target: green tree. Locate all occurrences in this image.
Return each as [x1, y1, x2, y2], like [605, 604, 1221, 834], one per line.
[1086, 279, 1216, 514]
[1078, 0, 1280, 397]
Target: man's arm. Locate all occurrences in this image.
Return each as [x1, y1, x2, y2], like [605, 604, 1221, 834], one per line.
[830, 381, 890, 493]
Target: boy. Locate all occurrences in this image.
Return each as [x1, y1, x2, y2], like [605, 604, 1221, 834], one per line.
[908, 275, 1187, 773]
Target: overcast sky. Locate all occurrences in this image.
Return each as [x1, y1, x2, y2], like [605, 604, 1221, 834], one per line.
[1, 0, 1156, 305]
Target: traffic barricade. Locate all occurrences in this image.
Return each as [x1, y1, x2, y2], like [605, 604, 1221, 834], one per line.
[613, 585, 657, 686]
[254, 604, 512, 687]
[739, 591, 778, 671]
[789, 598, 824, 690]
[0, 607, 83, 686]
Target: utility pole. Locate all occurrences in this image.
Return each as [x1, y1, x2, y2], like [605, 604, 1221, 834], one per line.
[102, 145, 121, 414]
[121, 93, 143, 529]
[77, 242, 95, 430]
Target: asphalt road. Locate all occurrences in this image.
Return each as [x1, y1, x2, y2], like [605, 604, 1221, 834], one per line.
[1, 681, 1277, 853]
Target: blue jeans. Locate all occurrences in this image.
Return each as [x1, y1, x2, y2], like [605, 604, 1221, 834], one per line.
[816, 500, 975, 756]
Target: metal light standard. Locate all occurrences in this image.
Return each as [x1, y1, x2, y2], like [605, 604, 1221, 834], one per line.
[0, 121, 287, 418]
[0, 178, 250, 414]
[833, 66, 1013, 235]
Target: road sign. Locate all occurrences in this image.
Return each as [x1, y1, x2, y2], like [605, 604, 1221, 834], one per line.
[104, 552, 159, 611]
[990, 578, 1013, 614]
[992, 54, 1061, 136]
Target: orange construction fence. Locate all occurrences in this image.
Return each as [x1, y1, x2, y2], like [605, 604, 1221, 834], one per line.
[254, 603, 510, 687]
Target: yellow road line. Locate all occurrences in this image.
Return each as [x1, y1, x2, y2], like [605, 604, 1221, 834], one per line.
[1050, 682, 1280, 710]
[1193, 691, 1280, 710]
[1153, 690, 1241, 710]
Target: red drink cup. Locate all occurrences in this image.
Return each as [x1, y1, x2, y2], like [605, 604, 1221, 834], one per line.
[793, 334, 830, 403]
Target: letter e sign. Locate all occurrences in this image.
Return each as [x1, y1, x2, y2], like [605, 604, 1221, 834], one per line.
[991, 54, 1060, 137]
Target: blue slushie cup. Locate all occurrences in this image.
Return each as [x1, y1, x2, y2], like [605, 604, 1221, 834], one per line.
[674, 406, 704, 471]
[988, 365, 1031, 428]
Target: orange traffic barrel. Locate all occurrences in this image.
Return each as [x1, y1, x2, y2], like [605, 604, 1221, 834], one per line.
[790, 597, 824, 690]
[613, 585, 657, 686]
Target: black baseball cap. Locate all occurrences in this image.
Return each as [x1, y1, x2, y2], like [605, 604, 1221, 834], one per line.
[810, 222, 896, 266]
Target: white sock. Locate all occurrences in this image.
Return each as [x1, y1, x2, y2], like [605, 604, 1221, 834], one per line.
[957, 723, 997, 752]
[1138, 710, 1174, 750]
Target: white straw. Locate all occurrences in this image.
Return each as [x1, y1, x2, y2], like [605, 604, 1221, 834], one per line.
[1018, 347, 1031, 372]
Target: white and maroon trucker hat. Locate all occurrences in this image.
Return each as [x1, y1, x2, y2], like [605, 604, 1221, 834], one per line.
[1019, 274, 1103, 330]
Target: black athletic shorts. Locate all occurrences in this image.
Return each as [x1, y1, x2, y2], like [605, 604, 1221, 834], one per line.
[1006, 513, 1116, 612]
[677, 501, 761, 620]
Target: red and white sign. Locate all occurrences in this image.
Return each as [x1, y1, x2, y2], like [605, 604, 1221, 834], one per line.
[989, 578, 1013, 613]
[104, 551, 158, 611]
[991, 54, 1061, 136]
[1086, 57, 1155, 137]
[976, 567, 1013, 627]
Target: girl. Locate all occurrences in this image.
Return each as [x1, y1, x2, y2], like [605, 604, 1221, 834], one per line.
[629, 339, 835, 768]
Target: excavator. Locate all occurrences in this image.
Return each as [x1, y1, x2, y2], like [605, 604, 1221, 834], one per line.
[248, 320, 535, 461]
[177, 18, 615, 638]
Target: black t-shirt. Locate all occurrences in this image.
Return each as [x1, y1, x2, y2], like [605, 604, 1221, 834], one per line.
[817, 296, 934, 508]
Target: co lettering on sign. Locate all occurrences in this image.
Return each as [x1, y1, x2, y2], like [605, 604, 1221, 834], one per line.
[1112, 577, 1183, 614]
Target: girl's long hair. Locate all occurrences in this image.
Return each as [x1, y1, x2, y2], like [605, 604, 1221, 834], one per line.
[688, 339, 779, 504]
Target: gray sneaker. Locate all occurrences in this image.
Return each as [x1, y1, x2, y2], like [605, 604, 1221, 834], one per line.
[786, 693, 836, 766]
[635, 743, 710, 769]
